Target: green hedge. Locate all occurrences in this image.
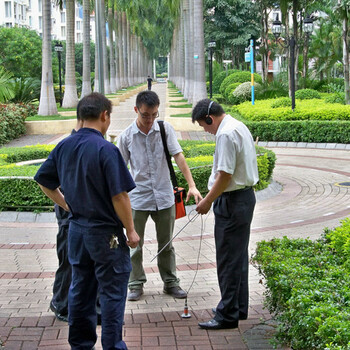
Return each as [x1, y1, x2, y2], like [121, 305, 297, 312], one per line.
[235, 99, 350, 121]
[0, 142, 276, 211]
[245, 120, 350, 143]
[252, 218, 350, 350]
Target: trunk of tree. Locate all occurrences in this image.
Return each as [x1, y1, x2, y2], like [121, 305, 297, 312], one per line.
[192, 0, 207, 105]
[183, 0, 190, 99]
[114, 8, 121, 90]
[62, 0, 78, 108]
[81, 0, 92, 98]
[38, 0, 57, 116]
[122, 12, 129, 87]
[292, 0, 299, 90]
[101, 0, 110, 94]
[261, 6, 269, 83]
[343, 15, 350, 104]
[108, 7, 116, 92]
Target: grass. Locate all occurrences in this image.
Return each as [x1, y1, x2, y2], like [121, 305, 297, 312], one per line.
[26, 115, 76, 121]
[169, 99, 189, 103]
[170, 113, 191, 118]
[169, 104, 192, 108]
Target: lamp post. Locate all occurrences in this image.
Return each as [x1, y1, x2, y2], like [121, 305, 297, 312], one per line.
[272, 15, 313, 110]
[208, 39, 216, 99]
[54, 42, 63, 107]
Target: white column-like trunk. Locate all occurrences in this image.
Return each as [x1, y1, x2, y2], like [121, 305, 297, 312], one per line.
[62, 0, 78, 108]
[38, 0, 57, 115]
[81, 0, 92, 98]
[108, 7, 116, 92]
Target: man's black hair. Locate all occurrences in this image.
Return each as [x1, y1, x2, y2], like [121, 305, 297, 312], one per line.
[191, 99, 225, 123]
[77, 93, 112, 121]
[136, 90, 160, 109]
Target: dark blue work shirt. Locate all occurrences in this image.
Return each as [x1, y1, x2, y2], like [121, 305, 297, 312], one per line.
[34, 128, 136, 234]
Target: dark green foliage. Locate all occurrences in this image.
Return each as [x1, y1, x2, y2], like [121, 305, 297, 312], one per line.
[224, 82, 241, 102]
[0, 178, 53, 210]
[0, 27, 42, 80]
[245, 120, 350, 143]
[212, 70, 239, 94]
[325, 93, 345, 105]
[220, 71, 262, 96]
[295, 89, 321, 100]
[0, 104, 27, 145]
[252, 218, 350, 349]
[0, 145, 54, 163]
[9, 77, 41, 103]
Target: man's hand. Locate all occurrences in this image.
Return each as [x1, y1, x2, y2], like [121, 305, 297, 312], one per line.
[126, 229, 140, 248]
[196, 197, 212, 215]
[186, 186, 203, 204]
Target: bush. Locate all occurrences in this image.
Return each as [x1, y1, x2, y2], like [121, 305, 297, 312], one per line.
[258, 80, 289, 100]
[232, 82, 262, 105]
[224, 82, 241, 102]
[9, 77, 41, 103]
[271, 97, 292, 108]
[212, 70, 239, 94]
[0, 104, 27, 145]
[295, 88, 321, 100]
[252, 218, 350, 349]
[220, 71, 262, 96]
[0, 141, 276, 211]
[324, 93, 345, 105]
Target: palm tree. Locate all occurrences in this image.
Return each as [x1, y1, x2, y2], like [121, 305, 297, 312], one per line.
[38, 0, 58, 115]
[81, 0, 92, 98]
[0, 67, 14, 103]
[62, 0, 79, 108]
[108, 0, 117, 92]
[192, 0, 207, 105]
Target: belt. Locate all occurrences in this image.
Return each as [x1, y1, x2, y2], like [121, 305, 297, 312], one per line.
[223, 186, 253, 195]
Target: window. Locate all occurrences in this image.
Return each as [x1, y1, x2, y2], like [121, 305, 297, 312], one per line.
[38, 0, 42, 12]
[6, 22, 13, 28]
[61, 26, 66, 37]
[29, 16, 32, 26]
[5, 1, 11, 17]
[29, 0, 31, 10]
[39, 16, 42, 29]
[76, 33, 81, 42]
[76, 21, 81, 30]
[61, 11, 65, 23]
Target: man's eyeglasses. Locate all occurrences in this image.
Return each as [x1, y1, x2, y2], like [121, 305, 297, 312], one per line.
[138, 109, 159, 119]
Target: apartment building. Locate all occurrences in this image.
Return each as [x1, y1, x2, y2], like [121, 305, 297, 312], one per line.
[0, 0, 84, 43]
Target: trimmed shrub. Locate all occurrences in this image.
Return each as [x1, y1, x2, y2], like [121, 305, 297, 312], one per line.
[295, 88, 321, 100]
[0, 104, 27, 145]
[271, 97, 292, 108]
[224, 82, 241, 102]
[324, 93, 345, 105]
[252, 218, 350, 349]
[212, 69, 239, 94]
[232, 82, 262, 105]
[0, 144, 54, 163]
[220, 71, 262, 96]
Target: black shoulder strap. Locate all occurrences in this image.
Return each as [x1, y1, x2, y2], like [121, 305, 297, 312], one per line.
[158, 120, 178, 188]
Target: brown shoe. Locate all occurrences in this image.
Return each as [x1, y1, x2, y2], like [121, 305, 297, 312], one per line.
[163, 286, 187, 299]
[127, 289, 143, 301]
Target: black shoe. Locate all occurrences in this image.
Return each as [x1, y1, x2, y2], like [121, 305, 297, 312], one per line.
[127, 289, 143, 301]
[198, 318, 238, 330]
[163, 286, 187, 299]
[50, 301, 68, 322]
[211, 307, 248, 320]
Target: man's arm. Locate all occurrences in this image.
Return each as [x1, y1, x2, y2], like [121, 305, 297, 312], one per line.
[112, 192, 139, 248]
[196, 171, 232, 215]
[38, 184, 69, 212]
[173, 152, 202, 204]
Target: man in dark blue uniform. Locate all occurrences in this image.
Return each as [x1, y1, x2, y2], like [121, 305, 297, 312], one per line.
[35, 92, 139, 350]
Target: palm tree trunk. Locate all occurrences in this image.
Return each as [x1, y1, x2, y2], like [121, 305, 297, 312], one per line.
[122, 12, 129, 87]
[101, 0, 110, 94]
[114, 7, 121, 90]
[192, 0, 207, 105]
[183, 0, 190, 99]
[38, 0, 57, 116]
[343, 15, 350, 104]
[108, 6, 116, 92]
[81, 0, 92, 98]
[62, 0, 78, 108]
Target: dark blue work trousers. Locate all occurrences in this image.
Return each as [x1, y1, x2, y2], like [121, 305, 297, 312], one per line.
[68, 224, 131, 350]
[213, 188, 256, 324]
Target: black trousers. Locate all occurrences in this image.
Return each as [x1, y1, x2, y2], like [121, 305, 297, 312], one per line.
[52, 223, 71, 315]
[213, 188, 256, 323]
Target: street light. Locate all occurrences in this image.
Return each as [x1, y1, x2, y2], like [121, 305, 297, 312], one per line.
[208, 39, 216, 99]
[54, 41, 63, 107]
[272, 14, 313, 110]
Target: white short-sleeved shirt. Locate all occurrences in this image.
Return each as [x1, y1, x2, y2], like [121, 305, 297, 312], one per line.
[117, 120, 182, 210]
[208, 115, 259, 192]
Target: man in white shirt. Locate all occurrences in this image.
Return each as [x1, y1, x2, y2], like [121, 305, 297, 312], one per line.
[192, 99, 259, 330]
[117, 90, 202, 301]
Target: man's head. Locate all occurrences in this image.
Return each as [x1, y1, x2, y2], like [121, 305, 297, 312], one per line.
[191, 99, 225, 134]
[77, 93, 112, 134]
[134, 91, 160, 133]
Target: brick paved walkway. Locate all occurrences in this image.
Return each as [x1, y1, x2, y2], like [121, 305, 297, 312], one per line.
[0, 83, 349, 349]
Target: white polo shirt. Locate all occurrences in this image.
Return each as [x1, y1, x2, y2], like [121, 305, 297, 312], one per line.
[208, 115, 259, 192]
[117, 120, 182, 210]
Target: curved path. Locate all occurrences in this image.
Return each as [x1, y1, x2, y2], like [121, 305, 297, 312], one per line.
[0, 84, 349, 349]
